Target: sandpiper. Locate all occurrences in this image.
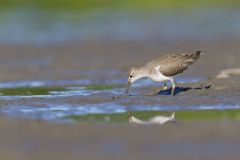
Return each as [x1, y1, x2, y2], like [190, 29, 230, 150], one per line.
[126, 51, 203, 96]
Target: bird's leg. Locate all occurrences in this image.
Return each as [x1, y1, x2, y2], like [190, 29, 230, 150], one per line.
[163, 81, 168, 90]
[146, 81, 168, 96]
[148, 83, 166, 96]
[170, 79, 176, 96]
[145, 81, 170, 96]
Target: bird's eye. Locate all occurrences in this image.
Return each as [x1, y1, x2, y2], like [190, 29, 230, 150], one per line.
[130, 75, 133, 78]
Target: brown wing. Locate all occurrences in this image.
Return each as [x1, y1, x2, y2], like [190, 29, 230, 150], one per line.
[147, 54, 189, 77]
[146, 52, 202, 76]
[157, 61, 188, 77]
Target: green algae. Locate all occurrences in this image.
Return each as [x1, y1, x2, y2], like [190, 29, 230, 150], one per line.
[0, 87, 66, 96]
[1, 0, 239, 11]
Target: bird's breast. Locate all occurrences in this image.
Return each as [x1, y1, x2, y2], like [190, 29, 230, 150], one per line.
[148, 67, 172, 81]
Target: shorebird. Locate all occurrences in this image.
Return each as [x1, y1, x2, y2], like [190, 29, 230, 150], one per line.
[126, 51, 203, 96]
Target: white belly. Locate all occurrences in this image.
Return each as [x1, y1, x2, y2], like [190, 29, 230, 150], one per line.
[149, 66, 172, 82]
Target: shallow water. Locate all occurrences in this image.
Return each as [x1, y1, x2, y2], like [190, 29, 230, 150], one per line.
[2, 102, 240, 122]
[0, 77, 239, 123]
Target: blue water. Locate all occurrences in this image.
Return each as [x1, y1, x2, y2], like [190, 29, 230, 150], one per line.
[1, 99, 239, 121]
[1, 9, 240, 44]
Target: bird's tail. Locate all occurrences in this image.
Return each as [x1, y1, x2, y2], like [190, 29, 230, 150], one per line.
[185, 50, 203, 65]
[191, 50, 203, 61]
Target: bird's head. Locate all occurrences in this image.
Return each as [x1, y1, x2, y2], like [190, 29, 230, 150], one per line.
[128, 67, 140, 84]
[125, 67, 142, 94]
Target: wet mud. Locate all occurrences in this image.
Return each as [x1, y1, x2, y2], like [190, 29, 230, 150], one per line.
[0, 38, 240, 159]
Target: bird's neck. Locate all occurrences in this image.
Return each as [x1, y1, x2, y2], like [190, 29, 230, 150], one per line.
[135, 66, 149, 79]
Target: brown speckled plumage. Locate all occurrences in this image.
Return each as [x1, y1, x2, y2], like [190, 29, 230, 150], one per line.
[145, 51, 202, 77]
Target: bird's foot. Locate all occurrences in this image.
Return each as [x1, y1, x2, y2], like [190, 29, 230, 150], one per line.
[144, 91, 158, 96]
[145, 88, 163, 96]
[171, 88, 175, 96]
[163, 86, 168, 91]
[145, 86, 171, 96]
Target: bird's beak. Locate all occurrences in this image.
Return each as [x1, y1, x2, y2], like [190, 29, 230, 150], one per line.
[125, 79, 131, 94]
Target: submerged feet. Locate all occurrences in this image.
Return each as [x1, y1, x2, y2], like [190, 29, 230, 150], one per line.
[145, 86, 171, 96]
[144, 81, 171, 96]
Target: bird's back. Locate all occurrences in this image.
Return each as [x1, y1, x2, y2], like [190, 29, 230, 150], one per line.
[145, 51, 202, 77]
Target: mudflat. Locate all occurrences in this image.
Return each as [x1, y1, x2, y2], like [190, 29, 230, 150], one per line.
[0, 38, 240, 160]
